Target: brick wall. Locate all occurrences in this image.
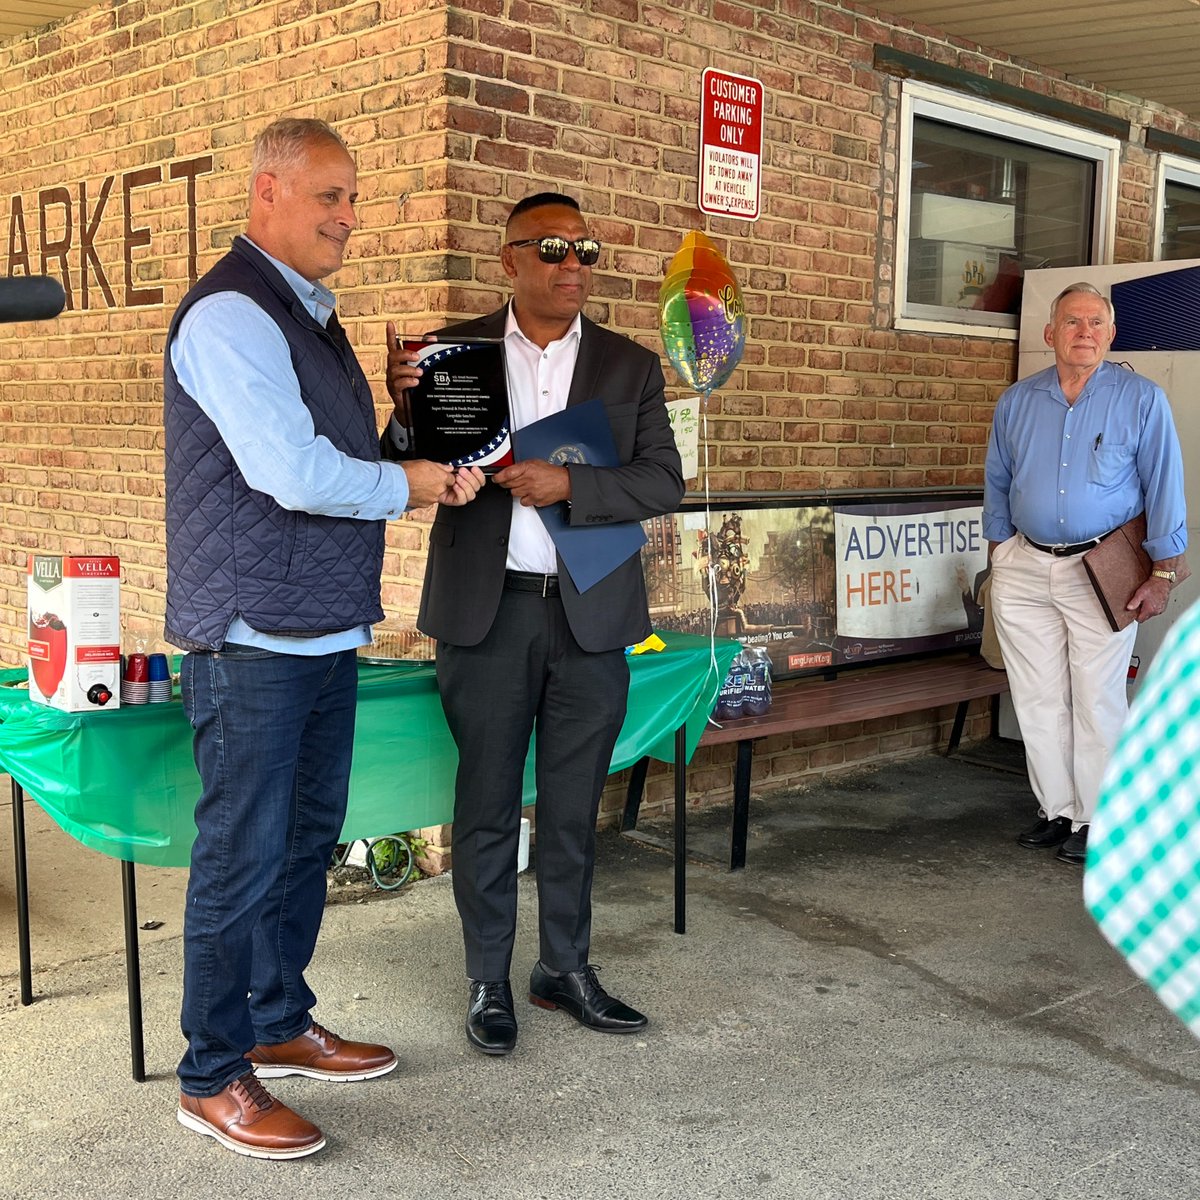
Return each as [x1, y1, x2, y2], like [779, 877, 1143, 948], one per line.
[1, 0, 1196, 823]
[0, 0, 465, 642]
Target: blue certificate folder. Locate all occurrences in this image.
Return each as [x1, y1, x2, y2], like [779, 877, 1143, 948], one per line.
[512, 397, 648, 593]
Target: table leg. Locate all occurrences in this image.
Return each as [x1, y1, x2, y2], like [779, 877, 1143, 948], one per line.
[730, 740, 755, 871]
[946, 699, 969, 755]
[11, 780, 33, 1007]
[620, 756, 650, 832]
[674, 724, 686, 935]
[120, 861, 146, 1082]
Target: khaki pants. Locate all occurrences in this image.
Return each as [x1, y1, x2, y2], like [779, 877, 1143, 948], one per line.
[989, 534, 1138, 828]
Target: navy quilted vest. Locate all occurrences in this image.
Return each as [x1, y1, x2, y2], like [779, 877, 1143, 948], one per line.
[163, 238, 385, 651]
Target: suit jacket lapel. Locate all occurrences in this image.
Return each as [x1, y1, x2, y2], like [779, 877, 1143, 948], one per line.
[474, 307, 508, 339]
[435, 305, 507, 340]
[567, 317, 605, 408]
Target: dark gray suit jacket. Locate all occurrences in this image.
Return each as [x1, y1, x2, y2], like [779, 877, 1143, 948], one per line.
[392, 306, 684, 652]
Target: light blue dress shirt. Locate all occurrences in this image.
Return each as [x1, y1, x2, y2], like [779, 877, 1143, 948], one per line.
[170, 237, 409, 653]
[983, 360, 1187, 561]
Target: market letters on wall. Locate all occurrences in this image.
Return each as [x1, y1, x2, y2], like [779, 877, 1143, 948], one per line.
[5, 154, 214, 310]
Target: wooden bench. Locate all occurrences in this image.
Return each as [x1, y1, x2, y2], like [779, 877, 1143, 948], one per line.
[620, 651, 1009, 931]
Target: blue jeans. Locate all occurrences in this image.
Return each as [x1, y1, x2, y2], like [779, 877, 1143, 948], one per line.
[177, 645, 358, 1097]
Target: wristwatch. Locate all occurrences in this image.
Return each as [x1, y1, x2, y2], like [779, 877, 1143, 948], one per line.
[1151, 569, 1177, 583]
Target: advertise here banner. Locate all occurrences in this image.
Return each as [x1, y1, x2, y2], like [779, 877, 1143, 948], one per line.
[833, 502, 988, 662]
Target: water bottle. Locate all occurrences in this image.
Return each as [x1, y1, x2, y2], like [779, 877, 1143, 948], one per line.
[743, 647, 773, 716]
[714, 651, 748, 721]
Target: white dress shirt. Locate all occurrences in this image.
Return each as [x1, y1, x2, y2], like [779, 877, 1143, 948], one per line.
[502, 304, 581, 574]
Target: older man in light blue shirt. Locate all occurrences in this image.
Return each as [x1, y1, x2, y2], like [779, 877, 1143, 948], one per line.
[983, 282, 1187, 866]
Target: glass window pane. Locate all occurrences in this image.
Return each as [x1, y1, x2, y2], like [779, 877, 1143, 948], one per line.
[907, 117, 1095, 325]
[1162, 179, 1200, 261]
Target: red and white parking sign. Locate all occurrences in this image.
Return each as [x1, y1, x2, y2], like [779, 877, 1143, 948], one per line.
[698, 68, 764, 221]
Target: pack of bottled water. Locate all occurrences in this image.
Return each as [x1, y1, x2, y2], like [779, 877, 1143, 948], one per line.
[713, 645, 772, 721]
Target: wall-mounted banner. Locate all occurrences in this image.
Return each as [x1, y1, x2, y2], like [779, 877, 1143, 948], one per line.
[643, 497, 987, 680]
[698, 67, 763, 222]
[834, 501, 988, 662]
[642, 502, 838, 680]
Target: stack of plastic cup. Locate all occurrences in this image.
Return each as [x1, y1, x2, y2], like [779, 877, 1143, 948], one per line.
[121, 653, 149, 704]
[148, 653, 172, 702]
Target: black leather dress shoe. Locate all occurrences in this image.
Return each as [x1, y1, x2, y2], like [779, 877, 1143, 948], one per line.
[466, 980, 517, 1055]
[528, 962, 648, 1034]
[1056, 825, 1088, 865]
[1017, 815, 1072, 849]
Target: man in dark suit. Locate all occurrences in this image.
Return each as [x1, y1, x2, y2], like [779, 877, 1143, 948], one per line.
[386, 192, 684, 1055]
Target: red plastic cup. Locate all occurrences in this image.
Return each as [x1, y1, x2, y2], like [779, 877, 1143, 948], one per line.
[124, 653, 148, 683]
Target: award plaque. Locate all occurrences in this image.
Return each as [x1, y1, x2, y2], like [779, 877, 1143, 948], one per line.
[402, 338, 513, 472]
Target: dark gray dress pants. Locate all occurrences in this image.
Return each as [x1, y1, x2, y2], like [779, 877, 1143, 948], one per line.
[436, 585, 629, 982]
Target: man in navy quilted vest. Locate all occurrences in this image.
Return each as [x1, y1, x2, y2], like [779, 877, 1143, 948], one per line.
[163, 117, 482, 1160]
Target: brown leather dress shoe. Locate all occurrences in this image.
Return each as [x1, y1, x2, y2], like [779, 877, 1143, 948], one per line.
[177, 1071, 325, 1160]
[248, 1021, 397, 1082]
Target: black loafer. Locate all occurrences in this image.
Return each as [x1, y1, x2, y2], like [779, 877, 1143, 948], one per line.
[466, 980, 517, 1055]
[1056, 825, 1088, 865]
[529, 962, 647, 1034]
[1017, 815, 1072, 849]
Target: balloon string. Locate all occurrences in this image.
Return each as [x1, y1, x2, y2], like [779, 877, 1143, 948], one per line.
[701, 389, 722, 722]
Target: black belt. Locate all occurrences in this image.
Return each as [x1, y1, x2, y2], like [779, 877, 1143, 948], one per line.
[1025, 531, 1113, 557]
[504, 570, 560, 596]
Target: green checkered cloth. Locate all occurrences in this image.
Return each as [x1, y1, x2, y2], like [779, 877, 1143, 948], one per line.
[1085, 599, 1200, 1036]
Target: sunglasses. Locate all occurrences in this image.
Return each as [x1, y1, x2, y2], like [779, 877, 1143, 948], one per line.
[505, 236, 602, 266]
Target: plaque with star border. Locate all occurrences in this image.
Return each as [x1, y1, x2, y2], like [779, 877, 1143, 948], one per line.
[402, 338, 513, 473]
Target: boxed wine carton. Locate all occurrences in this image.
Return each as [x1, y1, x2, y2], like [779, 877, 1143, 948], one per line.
[27, 554, 121, 710]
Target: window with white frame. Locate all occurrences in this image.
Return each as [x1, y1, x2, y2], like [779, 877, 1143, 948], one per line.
[1156, 155, 1200, 261]
[896, 82, 1119, 337]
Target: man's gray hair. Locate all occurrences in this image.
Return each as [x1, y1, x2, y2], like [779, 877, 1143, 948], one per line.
[1049, 281, 1114, 323]
[249, 118, 348, 193]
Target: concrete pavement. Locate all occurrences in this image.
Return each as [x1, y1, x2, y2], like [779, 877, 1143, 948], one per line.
[2, 749, 1198, 1199]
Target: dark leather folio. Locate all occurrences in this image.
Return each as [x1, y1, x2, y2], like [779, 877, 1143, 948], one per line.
[1082, 513, 1189, 632]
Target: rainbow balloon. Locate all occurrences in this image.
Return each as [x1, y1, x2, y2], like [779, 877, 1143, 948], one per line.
[658, 231, 746, 395]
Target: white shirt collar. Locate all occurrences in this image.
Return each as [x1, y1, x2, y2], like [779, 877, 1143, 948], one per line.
[504, 301, 582, 349]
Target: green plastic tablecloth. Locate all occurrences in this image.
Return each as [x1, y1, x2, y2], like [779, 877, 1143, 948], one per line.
[0, 630, 739, 868]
